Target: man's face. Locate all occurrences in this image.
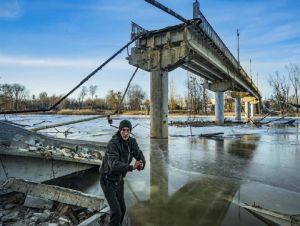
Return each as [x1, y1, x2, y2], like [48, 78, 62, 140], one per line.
[120, 127, 130, 141]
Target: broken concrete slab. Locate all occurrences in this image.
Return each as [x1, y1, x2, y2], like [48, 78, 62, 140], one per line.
[0, 120, 107, 183]
[32, 210, 51, 222]
[4, 221, 26, 226]
[24, 195, 53, 209]
[0, 152, 97, 183]
[3, 178, 105, 211]
[3, 203, 16, 210]
[1, 211, 19, 223]
[0, 191, 105, 226]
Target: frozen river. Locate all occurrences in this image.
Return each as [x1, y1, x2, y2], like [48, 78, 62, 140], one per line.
[2, 114, 300, 226]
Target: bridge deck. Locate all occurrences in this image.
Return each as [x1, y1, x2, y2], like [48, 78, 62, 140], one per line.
[129, 21, 261, 100]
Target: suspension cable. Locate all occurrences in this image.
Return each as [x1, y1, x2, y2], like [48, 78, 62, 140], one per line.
[0, 33, 144, 115]
[32, 67, 139, 131]
[116, 67, 139, 114]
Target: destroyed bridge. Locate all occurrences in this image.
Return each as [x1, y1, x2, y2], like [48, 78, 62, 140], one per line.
[128, 0, 261, 138]
[0, 0, 262, 140]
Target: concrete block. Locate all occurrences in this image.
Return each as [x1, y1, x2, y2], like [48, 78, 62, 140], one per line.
[29, 216, 38, 223]
[58, 217, 71, 226]
[6, 221, 26, 226]
[33, 210, 51, 222]
[24, 195, 53, 209]
[1, 211, 19, 223]
[4, 203, 16, 210]
[7, 179, 104, 211]
[28, 146, 38, 152]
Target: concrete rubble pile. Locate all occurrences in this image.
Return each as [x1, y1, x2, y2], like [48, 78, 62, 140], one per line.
[5, 134, 105, 164]
[0, 121, 109, 225]
[0, 178, 107, 226]
[0, 192, 103, 226]
[20, 140, 103, 162]
[0, 120, 106, 164]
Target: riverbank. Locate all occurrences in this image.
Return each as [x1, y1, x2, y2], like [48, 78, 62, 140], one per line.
[37, 109, 300, 117]
[52, 109, 249, 117]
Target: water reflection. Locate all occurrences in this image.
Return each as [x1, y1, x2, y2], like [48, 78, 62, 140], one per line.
[43, 129, 300, 226]
[149, 139, 168, 202]
[128, 139, 248, 226]
[227, 135, 260, 159]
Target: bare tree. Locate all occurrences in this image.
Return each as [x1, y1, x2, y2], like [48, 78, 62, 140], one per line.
[286, 64, 300, 112]
[78, 86, 88, 109]
[89, 85, 98, 99]
[38, 92, 49, 109]
[186, 75, 202, 114]
[201, 79, 209, 114]
[0, 84, 14, 110]
[106, 90, 122, 111]
[168, 78, 185, 111]
[11, 83, 26, 110]
[50, 94, 63, 110]
[126, 84, 145, 111]
[269, 71, 290, 114]
[89, 85, 98, 109]
[144, 99, 150, 115]
[169, 78, 177, 111]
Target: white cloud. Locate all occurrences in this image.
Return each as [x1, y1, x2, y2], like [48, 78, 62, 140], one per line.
[0, 0, 22, 19]
[0, 54, 131, 70]
[243, 21, 300, 48]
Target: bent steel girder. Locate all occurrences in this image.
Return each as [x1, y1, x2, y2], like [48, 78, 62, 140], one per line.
[128, 22, 261, 100]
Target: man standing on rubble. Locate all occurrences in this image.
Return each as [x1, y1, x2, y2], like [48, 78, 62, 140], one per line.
[100, 119, 145, 226]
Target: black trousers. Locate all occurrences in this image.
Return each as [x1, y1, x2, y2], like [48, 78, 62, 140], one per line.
[100, 179, 126, 226]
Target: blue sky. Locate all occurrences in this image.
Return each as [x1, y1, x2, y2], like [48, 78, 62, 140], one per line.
[1, 0, 300, 100]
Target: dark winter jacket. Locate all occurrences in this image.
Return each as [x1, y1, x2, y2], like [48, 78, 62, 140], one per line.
[100, 132, 145, 182]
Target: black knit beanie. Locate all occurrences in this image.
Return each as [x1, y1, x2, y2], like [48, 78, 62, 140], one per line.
[119, 120, 132, 131]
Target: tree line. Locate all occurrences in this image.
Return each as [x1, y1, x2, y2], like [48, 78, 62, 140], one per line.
[0, 76, 214, 114]
[2, 63, 299, 115]
[0, 83, 147, 112]
[268, 63, 300, 114]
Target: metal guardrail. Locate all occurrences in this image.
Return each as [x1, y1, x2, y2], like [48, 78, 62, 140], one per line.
[198, 12, 238, 69]
[198, 12, 260, 98]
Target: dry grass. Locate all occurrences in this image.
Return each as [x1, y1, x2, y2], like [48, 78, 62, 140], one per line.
[121, 111, 149, 115]
[57, 109, 105, 115]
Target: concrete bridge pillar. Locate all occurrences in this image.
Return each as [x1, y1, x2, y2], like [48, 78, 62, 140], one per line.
[244, 101, 250, 119]
[215, 92, 224, 125]
[150, 70, 168, 139]
[250, 103, 255, 118]
[235, 97, 242, 121]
